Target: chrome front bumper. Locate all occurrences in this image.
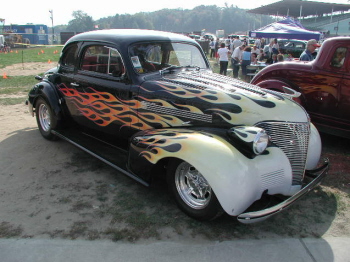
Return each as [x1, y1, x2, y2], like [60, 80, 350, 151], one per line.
[237, 158, 329, 224]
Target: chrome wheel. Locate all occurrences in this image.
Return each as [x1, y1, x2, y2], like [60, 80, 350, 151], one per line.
[38, 103, 51, 132]
[174, 162, 212, 209]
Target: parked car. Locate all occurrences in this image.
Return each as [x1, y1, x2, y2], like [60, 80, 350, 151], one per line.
[278, 39, 307, 58]
[252, 37, 350, 139]
[27, 29, 328, 223]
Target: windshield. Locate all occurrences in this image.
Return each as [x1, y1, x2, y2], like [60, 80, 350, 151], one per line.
[129, 42, 208, 74]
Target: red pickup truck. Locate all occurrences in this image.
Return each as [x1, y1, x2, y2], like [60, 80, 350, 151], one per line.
[251, 37, 350, 139]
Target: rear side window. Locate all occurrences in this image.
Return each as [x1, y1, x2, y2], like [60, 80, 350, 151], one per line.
[81, 45, 124, 77]
[330, 47, 347, 68]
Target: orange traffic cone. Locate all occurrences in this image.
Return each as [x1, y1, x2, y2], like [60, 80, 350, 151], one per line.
[48, 59, 51, 64]
[38, 52, 41, 55]
[3, 72, 8, 79]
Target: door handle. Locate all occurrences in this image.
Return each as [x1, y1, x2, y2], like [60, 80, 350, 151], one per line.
[71, 82, 80, 87]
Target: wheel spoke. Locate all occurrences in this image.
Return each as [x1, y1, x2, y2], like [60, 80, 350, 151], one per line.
[39, 104, 51, 132]
[175, 162, 212, 209]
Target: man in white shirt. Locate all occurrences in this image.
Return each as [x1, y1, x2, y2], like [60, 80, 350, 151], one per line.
[217, 42, 231, 75]
[231, 36, 242, 52]
[231, 44, 245, 78]
[251, 45, 260, 56]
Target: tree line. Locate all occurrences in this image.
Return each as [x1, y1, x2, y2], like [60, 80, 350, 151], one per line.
[55, 5, 274, 36]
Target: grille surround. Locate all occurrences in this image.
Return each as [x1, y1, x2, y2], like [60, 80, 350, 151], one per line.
[256, 121, 310, 185]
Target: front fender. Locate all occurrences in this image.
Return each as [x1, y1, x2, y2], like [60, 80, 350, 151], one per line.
[306, 123, 322, 170]
[253, 78, 304, 105]
[129, 128, 294, 216]
[28, 80, 63, 119]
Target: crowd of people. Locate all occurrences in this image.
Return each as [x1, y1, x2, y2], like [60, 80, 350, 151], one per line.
[209, 36, 320, 81]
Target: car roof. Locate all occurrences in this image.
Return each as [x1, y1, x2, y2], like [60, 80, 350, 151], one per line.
[66, 29, 197, 46]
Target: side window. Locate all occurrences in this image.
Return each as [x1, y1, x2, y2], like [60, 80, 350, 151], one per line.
[330, 47, 347, 68]
[81, 45, 109, 73]
[61, 43, 79, 68]
[81, 45, 124, 76]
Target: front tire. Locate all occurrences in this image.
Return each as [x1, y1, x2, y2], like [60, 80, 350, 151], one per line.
[167, 159, 223, 221]
[35, 97, 59, 140]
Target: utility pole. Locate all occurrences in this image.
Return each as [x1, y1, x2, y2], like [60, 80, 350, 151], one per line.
[49, 10, 54, 44]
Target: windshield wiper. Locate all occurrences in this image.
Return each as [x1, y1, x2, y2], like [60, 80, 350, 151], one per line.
[159, 65, 202, 76]
[159, 65, 183, 75]
[183, 65, 201, 71]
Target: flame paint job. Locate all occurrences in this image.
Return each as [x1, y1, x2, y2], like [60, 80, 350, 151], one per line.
[59, 71, 308, 133]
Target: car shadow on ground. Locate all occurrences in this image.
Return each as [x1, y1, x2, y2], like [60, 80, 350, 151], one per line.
[0, 127, 340, 258]
[320, 133, 350, 195]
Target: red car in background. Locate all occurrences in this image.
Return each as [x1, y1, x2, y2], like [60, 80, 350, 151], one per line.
[251, 37, 350, 139]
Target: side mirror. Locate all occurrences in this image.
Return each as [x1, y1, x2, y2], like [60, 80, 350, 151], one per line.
[35, 75, 43, 81]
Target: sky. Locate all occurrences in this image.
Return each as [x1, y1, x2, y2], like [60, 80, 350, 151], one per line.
[1, 0, 349, 26]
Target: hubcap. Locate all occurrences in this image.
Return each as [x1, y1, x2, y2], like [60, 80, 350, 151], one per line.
[38, 103, 51, 132]
[175, 162, 212, 209]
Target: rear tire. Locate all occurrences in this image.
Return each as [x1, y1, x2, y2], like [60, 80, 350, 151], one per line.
[35, 97, 60, 140]
[167, 159, 223, 221]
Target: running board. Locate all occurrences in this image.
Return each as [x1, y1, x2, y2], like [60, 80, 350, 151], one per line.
[51, 129, 149, 187]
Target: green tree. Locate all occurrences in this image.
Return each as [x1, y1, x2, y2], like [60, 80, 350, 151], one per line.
[67, 10, 95, 32]
[92, 5, 274, 35]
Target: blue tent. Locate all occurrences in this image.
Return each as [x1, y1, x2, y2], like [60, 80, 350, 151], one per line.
[249, 18, 321, 40]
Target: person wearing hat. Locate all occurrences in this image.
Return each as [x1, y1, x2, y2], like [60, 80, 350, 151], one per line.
[299, 39, 321, 61]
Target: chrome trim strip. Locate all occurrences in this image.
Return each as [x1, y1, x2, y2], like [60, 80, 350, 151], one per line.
[142, 101, 213, 123]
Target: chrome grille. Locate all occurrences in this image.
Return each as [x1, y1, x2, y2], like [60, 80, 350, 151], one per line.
[256, 122, 310, 185]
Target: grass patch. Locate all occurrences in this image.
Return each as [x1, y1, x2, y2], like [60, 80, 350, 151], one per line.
[0, 222, 23, 238]
[63, 221, 89, 240]
[95, 183, 109, 202]
[0, 47, 61, 68]
[0, 97, 27, 105]
[70, 200, 93, 212]
[0, 87, 30, 95]
[57, 196, 72, 204]
[0, 75, 37, 88]
[104, 228, 140, 242]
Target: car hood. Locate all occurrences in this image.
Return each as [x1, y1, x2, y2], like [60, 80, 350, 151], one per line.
[138, 71, 308, 127]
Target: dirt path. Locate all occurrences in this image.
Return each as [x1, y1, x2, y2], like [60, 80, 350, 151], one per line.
[0, 62, 56, 77]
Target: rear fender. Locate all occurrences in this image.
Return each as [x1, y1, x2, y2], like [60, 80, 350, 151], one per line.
[129, 128, 293, 216]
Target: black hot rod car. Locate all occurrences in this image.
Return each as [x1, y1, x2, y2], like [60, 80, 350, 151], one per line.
[27, 29, 328, 222]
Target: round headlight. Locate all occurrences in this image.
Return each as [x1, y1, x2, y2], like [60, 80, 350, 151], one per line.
[253, 130, 269, 155]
